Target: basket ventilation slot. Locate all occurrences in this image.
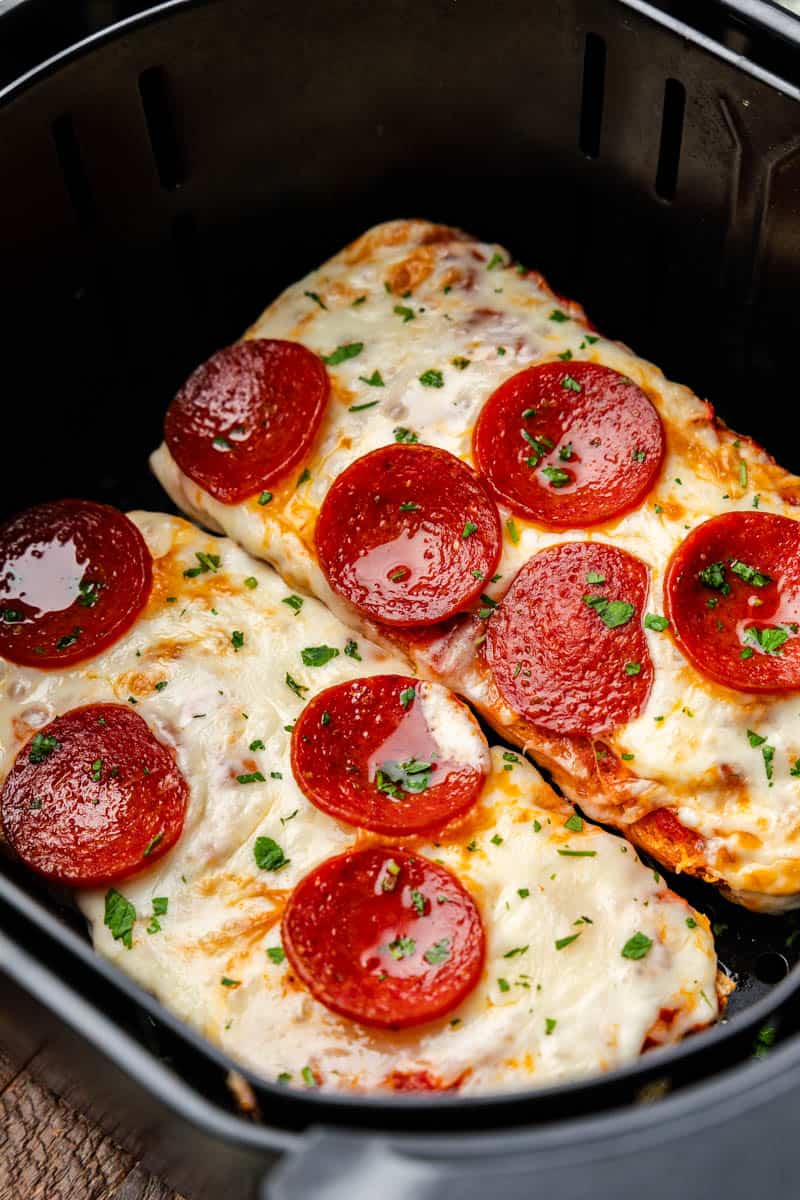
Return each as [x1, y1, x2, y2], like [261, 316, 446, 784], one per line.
[578, 32, 606, 159]
[655, 78, 686, 201]
[51, 114, 95, 230]
[138, 66, 185, 191]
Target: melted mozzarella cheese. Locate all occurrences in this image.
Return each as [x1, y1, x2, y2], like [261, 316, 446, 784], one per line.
[152, 219, 800, 910]
[0, 512, 718, 1093]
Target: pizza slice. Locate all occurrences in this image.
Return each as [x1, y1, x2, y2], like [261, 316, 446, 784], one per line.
[152, 219, 800, 912]
[0, 501, 722, 1092]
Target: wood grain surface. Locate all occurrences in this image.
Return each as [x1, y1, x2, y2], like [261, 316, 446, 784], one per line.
[0, 1030, 184, 1200]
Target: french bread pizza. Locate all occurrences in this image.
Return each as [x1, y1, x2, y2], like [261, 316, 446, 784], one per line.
[0, 503, 722, 1092]
[152, 219, 800, 913]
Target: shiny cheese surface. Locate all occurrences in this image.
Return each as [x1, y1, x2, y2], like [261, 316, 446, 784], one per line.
[152, 219, 800, 910]
[0, 512, 718, 1092]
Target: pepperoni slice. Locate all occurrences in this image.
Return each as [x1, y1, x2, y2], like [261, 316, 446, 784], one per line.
[1, 704, 188, 887]
[282, 847, 484, 1028]
[665, 512, 800, 692]
[0, 501, 152, 669]
[291, 675, 489, 834]
[484, 541, 652, 735]
[164, 339, 329, 503]
[473, 362, 664, 527]
[315, 445, 502, 626]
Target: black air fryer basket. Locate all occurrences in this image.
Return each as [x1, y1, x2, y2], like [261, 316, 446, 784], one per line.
[3, 1, 800, 1197]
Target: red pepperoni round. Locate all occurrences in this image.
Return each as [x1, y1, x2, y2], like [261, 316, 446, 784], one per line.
[315, 445, 502, 626]
[164, 339, 329, 503]
[473, 362, 665, 527]
[282, 847, 484, 1028]
[0, 501, 152, 669]
[484, 541, 652, 735]
[1, 704, 188, 887]
[665, 512, 800, 692]
[291, 675, 488, 834]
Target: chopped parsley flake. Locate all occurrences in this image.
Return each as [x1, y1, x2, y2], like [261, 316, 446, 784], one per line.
[393, 426, 418, 443]
[486, 251, 504, 270]
[231, 630, 244, 651]
[561, 374, 581, 393]
[28, 732, 60, 764]
[564, 813, 583, 833]
[143, 831, 163, 857]
[555, 932, 581, 950]
[621, 932, 653, 960]
[344, 639, 361, 661]
[349, 399, 379, 412]
[258, 491, 273, 505]
[322, 342, 363, 366]
[237, 771, 266, 784]
[399, 686, 415, 709]
[376, 758, 433, 797]
[730, 559, 772, 587]
[249, 739, 265, 752]
[542, 465, 571, 488]
[104, 888, 136, 949]
[545, 1018, 557, 1035]
[419, 369, 444, 388]
[282, 594, 304, 614]
[243, 576, 258, 589]
[304, 290, 327, 309]
[301, 645, 339, 666]
[358, 370, 384, 387]
[394, 305, 415, 323]
[184, 551, 221, 578]
[506, 517, 520, 544]
[743, 626, 788, 655]
[583, 595, 635, 628]
[625, 661, 641, 676]
[462, 520, 478, 538]
[387, 936, 416, 960]
[644, 613, 669, 632]
[254, 836, 289, 871]
[77, 579, 103, 608]
[452, 356, 470, 370]
[285, 673, 308, 697]
[267, 946, 286, 964]
[754, 1024, 777, 1058]
[549, 309, 569, 323]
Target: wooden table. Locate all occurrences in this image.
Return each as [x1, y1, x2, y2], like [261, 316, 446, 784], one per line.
[0, 1027, 184, 1200]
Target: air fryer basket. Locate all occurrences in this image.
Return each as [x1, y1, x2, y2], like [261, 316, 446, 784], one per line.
[3, 0, 800, 1196]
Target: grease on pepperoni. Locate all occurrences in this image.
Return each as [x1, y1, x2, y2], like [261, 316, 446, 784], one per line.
[0, 501, 152, 669]
[164, 339, 329, 503]
[484, 541, 652, 735]
[665, 511, 800, 692]
[281, 847, 485, 1028]
[315, 444, 502, 626]
[473, 362, 664, 527]
[1, 704, 188, 887]
[291, 675, 489, 834]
